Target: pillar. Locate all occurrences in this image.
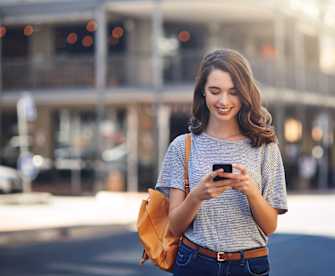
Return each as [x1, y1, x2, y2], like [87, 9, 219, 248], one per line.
[127, 105, 139, 191]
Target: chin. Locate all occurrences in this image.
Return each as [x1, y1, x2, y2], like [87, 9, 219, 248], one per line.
[215, 115, 237, 123]
[215, 112, 238, 121]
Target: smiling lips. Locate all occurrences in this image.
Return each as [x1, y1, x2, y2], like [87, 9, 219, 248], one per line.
[216, 106, 233, 115]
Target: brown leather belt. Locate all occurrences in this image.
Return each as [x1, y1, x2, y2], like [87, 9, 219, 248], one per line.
[182, 237, 268, 262]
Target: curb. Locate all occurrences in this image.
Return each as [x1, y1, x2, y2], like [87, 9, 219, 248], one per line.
[0, 192, 52, 205]
[0, 223, 134, 247]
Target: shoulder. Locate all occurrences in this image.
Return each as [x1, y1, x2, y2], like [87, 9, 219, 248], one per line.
[261, 141, 284, 168]
[170, 133, 187, 147]
[164, 133, 190, 160]
[263, 141, 281, 154]
[169, 133, 193, 151]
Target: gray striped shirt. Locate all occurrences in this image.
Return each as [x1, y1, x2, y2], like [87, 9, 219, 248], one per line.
[156, 132, 288, 252]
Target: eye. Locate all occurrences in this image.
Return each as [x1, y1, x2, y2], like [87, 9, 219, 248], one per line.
[229, 89, 238, 95]
[209, 88, 220, 94]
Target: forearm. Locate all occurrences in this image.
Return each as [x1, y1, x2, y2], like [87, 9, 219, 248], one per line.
[248, 192, 278, 236]
[169, 193, 202, 236]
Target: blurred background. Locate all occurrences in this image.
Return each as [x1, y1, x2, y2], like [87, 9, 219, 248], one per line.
[0, 0, 335, 275]
[1, 0, 335, 195]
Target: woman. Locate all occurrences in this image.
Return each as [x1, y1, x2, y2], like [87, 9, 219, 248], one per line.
[156, 49, 287, 276]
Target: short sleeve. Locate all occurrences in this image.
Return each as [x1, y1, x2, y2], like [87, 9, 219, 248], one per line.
[261, 142, 288, 214]
[155, 135, 186, 197]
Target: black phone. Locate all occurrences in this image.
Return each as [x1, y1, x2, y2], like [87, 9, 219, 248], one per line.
[212, 163, 232, 181]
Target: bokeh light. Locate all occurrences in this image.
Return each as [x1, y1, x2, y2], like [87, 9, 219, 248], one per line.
[112, 26, 124, 39]
[82, 35, 93, 47]
[284, 118, 303, 143]
[86, 20, 97, 32]
[67, 32, 78, 44]
[24, 25, 34, 36]
[178, 31, 191, 43]
[0, 25, 6, 38]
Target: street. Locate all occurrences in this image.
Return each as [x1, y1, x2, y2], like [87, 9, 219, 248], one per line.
[0, 193, 334, 276]
[0, 229, 334, 276]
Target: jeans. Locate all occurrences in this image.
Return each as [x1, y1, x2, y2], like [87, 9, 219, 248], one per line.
[173, 242, 270, 276]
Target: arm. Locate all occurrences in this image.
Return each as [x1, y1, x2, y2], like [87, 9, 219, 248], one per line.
[168, 188, 201, 236]
[168, 169, 232, 236]
[247, 190, 278, 236]
[223, 163, 278, 236]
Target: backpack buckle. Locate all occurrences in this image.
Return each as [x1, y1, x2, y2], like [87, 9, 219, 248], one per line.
[217, 252, 226, 262]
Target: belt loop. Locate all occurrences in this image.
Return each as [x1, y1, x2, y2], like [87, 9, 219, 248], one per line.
[192, 247, 199, 260]
[239, 250, 245, 267]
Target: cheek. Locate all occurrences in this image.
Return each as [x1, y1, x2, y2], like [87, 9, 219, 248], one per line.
[205, 95, 215, 108]
[234, 98, 242, 109]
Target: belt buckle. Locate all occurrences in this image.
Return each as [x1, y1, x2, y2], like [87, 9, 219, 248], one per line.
[217, 252, 226, 262]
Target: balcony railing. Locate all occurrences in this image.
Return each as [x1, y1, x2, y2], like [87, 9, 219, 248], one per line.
[2, 53, 154, 90]
[3, 56, 95, 90]
[2, 51, 335, 95]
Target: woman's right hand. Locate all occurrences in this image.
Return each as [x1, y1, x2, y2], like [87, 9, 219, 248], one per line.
[189, 169, 233, 202]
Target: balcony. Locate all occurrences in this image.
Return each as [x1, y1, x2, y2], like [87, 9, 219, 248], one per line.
[2, 51, 335, 95]
[3, 56, 95, 90]
[2, 53, 152, 90]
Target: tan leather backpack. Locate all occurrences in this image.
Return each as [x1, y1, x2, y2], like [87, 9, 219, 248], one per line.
[137, 134, 191, 272]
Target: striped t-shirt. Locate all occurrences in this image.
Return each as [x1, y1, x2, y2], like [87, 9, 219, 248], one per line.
[156, 132, 288, 252]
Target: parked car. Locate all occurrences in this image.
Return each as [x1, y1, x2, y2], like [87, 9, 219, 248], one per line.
[0, 165, 24, 194]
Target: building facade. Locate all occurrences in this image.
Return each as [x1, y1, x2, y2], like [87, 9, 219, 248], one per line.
[1, 0, 335, 193]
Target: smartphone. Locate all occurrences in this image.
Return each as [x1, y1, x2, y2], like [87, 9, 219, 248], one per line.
[212, 163, 232, 181]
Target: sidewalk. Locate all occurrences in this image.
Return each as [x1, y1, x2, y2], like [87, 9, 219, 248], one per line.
[0, 191, 147, 245]
[0, 192, 334, 245]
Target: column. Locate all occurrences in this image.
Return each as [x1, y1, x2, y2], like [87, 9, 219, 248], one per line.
[34, 106, 53, 159]
[95, 4, 107, 90]
[274, 8, 285, 88]
[207, 22, 221, 52]
[296, 106, 310, 191]
[94, 3, 107, 192]
[30, 26, 54, 62]
[152, 0, 163, 179]
[152, 0, 163, 90]
[274, 104, 285, 146]
[29, 26, 55, 87]
[294, 21, 305, 91]
[158, 105, 171, 170]
[127, 18, 153, 86]
[127, 105, 139, 192]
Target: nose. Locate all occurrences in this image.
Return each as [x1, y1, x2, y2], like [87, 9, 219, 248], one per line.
[218, 93, 228, 105]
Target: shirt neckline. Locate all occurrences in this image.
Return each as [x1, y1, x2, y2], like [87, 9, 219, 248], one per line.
[200, 132, 250, 144]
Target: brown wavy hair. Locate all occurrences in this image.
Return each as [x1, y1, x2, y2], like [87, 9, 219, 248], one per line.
[189, 49, 276, 147]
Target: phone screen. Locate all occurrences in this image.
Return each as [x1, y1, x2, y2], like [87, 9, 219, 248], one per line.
[212, 163, 232, 181]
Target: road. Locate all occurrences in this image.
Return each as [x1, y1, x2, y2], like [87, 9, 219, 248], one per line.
[0, 193, 334, 276]
[0, 228, 334, 276]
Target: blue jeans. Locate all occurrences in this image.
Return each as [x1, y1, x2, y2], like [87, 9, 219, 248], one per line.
[173, 242, 270, 276]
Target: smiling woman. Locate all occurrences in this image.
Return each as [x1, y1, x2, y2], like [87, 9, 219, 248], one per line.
[155, 49, 288, 276]
[190, 49, 276, 147]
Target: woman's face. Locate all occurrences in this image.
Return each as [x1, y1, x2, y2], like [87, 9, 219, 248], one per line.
[204, 69, 242, 124]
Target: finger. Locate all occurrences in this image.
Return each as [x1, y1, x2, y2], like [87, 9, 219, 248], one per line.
[210, 186, 232, 197]
[220, 172, 248, 181]
[214, 179, 239, 187]
[216, 186, 232, 194]
[205, 168, 224, 181]
[233, 163, 247, 175]
[231, 181, 247, 191]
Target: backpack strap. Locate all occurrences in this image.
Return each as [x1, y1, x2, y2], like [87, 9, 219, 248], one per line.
[184, 133, 192, 195]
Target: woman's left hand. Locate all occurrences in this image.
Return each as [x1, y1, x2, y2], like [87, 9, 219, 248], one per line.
[222, 163, 260, 199]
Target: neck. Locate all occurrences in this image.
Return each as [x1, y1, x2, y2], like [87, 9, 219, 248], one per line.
[206, 118, 241, 139]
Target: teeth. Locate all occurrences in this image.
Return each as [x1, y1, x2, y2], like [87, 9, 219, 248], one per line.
[218, 108, 230, 112]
